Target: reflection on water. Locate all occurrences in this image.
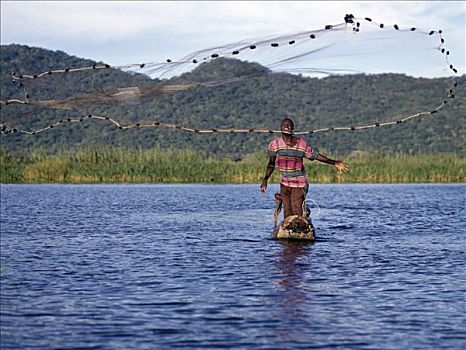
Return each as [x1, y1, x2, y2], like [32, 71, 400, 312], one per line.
[274, 241, 313, 342]
[1, 184, 465, 350]
[276, 241, 312, 297]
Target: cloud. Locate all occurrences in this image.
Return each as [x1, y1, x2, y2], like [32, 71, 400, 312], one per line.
[1, 2, 161, 42]
[1, 1, 464, 75]
[3, 1, 462, 42]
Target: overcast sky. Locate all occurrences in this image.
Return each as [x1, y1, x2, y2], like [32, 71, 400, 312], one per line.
[1, 1, 465, 77]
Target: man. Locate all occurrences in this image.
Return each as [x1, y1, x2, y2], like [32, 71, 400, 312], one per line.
[260, 118, 349, 219]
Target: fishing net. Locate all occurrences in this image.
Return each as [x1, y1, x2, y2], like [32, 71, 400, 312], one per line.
[0, 14, 460, 138]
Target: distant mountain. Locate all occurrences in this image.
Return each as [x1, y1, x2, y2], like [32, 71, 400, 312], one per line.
[1, 44, 465, 156]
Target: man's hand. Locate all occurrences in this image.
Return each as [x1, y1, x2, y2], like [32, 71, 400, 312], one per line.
[260, 179, 268, 192]
[335, 161, 349, 173]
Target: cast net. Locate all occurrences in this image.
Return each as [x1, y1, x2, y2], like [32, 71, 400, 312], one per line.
[0, 14, 459, 137]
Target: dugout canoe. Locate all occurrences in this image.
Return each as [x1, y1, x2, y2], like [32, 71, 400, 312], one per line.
[272, 215, 315, 241]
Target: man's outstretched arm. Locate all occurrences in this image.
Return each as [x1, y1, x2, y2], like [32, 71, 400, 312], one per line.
[260, 155, 276, 192]
[316, 154, 349, 173]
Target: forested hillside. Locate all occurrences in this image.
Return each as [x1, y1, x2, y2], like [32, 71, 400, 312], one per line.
[1, 44, 464, 157]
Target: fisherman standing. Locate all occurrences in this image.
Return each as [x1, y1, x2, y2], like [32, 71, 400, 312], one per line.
[260, 118, 349, 219]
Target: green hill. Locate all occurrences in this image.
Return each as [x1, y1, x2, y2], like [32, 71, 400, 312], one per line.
[1, 44, 465, 157]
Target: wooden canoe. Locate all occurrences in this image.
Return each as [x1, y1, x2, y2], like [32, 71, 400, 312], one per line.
[272, 215, 315, 240]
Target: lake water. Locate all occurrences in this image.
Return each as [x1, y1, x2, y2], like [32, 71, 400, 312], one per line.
[1, 184, 465, 349]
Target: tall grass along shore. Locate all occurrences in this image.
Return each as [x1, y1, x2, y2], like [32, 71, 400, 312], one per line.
[1, 147, 464, 184]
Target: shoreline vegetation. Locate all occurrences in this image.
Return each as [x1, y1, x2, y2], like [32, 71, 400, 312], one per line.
[1, 147, 465, 184]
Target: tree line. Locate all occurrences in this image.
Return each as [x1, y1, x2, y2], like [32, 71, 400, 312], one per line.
[1, 44, 464, 157]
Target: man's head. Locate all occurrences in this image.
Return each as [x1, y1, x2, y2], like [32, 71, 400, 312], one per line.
[281, 118, 294, 135]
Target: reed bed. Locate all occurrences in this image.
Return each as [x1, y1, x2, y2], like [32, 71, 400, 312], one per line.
[1, 147, 464, 184]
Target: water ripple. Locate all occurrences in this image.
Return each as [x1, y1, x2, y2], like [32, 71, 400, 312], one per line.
[1, 184, 465, 349]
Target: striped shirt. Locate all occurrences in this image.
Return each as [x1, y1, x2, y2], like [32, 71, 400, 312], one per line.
[268, 137, 318, 187]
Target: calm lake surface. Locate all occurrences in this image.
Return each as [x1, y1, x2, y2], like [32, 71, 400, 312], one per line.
[1, 184, 465, 350]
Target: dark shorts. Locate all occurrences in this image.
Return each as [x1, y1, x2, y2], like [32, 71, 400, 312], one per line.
[280, 183, 307, 218]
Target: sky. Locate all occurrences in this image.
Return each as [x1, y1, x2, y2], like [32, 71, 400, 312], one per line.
[1, 1, 465, 78]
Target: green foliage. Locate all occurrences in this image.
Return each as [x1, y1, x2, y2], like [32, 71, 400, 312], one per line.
[1, 44, 465, 157]
[1, 147, 464, 184]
